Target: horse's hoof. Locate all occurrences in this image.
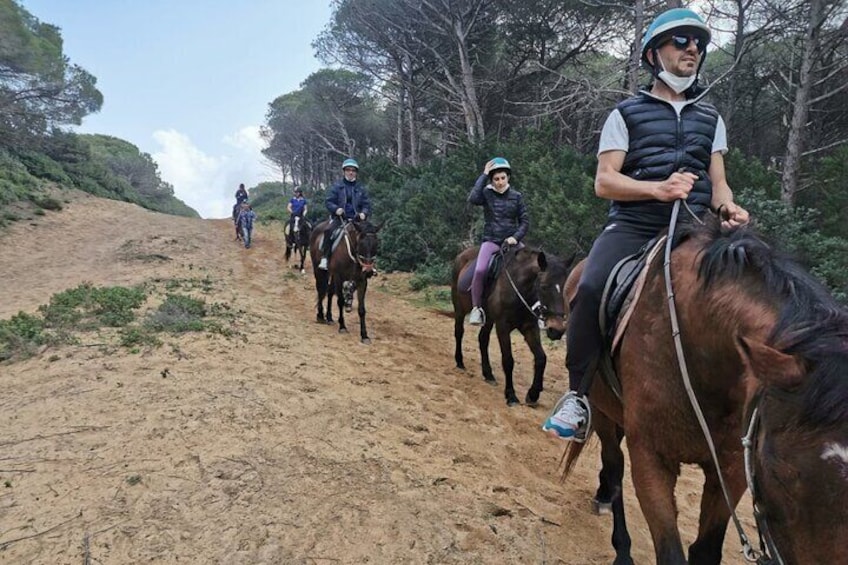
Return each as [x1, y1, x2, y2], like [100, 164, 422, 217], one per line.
[524, 391, 541, 406]
[592, 498, 613, 516]
[506, 397, 520, 407]
[361, 337, 371, 345]
[339, 328, 348, 334]
[483, 377, 497, 386]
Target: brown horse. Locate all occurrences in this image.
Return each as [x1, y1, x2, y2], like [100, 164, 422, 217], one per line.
[309, 218, 381, 343]
[561, 215, 848, 564]
[452, 246, 573, 406]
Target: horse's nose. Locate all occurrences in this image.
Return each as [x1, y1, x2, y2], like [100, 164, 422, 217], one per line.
[545, 318, 566, 340]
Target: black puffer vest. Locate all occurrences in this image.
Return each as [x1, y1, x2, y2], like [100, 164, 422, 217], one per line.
[610, 92, 718, 227]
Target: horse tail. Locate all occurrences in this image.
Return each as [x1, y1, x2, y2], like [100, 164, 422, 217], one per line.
[559, 435, 591, 481]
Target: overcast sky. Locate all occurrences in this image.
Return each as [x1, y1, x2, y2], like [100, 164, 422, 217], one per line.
[20, 1, 334, 218]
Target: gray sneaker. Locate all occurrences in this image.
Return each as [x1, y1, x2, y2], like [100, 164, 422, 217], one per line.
[469, 307, 485, 326]
[318, 257, 328, 270]
[542, 392, 590, 442]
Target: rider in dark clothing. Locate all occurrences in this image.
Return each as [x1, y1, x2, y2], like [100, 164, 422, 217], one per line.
[318, 158, 372, 270]
[467, 157, 529, 326]
[235, 183, 248, 204]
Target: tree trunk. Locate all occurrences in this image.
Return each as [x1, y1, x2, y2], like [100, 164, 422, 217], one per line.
[628, 0, 646, 94]
[396, 84, 406, 167]
[407, 91, 419, 166]
[781, 0, 824, 205]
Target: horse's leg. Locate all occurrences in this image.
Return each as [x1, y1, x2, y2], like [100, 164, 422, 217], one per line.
[315, 270, 327, 323]
[325, 276, 334, 324]
[454, 310, 465, 369]
[687, 456, 746, 565]
[495, 322, 519, 405]
[336, 279, 347, 334]
[477, 321, 496, 383]
[357, 277, 369, 344]
[593, 416, 634, 565]
[521, 327, 546, 405]
[629, 443, 687, 564]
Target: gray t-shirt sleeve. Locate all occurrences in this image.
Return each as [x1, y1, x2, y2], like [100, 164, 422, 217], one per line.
[597, 109, 629, 156]
[712, 116, 728, 154]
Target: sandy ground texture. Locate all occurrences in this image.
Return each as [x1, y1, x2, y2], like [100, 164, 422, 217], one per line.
[0, 192, 756, 564]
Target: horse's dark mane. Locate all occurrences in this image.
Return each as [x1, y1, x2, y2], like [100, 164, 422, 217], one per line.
[683, 217, 848, 425]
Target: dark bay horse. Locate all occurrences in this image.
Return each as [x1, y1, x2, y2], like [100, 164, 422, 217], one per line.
[285, 215, 311, 273]
[309, 218, 381, 343]
[561, 215, 848, 565]
[452, 246, 573, 406]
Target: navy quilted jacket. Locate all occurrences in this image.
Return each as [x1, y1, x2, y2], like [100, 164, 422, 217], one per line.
[468, 174, 529, 244]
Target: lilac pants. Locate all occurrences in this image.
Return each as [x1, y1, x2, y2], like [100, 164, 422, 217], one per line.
[471, 241, 501, 308]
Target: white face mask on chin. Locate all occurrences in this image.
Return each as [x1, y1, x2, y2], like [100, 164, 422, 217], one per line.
[658, 58, 696, 94]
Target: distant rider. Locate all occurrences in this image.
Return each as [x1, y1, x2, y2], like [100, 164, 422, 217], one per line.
[287, 188, 309, 237]
[236, 201, 257, 248]
[235, 183, 248, 204]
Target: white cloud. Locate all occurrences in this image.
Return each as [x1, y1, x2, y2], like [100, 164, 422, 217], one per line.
[151, 127, 277, 219]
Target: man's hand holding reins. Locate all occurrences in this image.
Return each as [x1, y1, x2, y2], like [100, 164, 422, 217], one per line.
[655, 171, 697, 202]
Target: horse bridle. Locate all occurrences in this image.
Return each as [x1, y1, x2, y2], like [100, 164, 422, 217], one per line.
[665, 200, 782, 564]
[341, 222, 377, 269]
[742, 390, 789, 565]
[500, 247, 563, 325]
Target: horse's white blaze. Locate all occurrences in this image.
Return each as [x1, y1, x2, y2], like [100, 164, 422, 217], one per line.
[821, 442, 848, 480]
[556, 284, 561, 294]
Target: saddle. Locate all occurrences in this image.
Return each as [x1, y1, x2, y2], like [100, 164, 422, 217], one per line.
[458, 250, 505, 298]
[317, 222, 349, 254]
[596, 235, 667, 399]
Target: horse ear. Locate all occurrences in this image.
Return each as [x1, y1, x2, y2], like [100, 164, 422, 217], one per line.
[735, 335, 805, 389]
[374, 220, 385, 232]
[537, 251, 547, 271]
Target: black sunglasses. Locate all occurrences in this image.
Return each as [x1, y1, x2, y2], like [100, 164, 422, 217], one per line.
[664, 34, 706, 51]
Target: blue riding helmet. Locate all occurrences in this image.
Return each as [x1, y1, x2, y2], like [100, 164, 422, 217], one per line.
[641, 8, 711, 68]
[341, 158, 359, 171]
[490, 156, 511, 173]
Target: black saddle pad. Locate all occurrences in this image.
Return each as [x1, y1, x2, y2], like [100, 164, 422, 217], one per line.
[459, 250, 504, 296]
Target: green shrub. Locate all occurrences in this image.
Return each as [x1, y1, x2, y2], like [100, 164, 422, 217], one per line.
[409, 260, 452, 290]
[32, 195, 63, 211]
[0, 312, 46, 361]
[119, 326, 161, 348]
[39, 283, 146, 330]
[144, 294, 207, 333]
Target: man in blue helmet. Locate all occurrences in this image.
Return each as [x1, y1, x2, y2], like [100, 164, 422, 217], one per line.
[318, 158, 372, 270]
[542, 8, 749, 442]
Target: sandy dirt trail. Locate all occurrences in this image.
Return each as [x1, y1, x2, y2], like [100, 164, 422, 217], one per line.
[0, 193, 755, 564]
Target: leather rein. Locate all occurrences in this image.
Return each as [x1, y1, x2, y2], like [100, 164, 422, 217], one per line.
[499, 246, 562, 324]
[665, 200, 782, 564]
